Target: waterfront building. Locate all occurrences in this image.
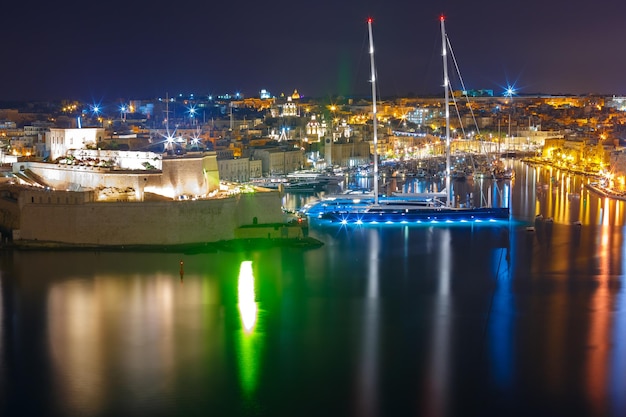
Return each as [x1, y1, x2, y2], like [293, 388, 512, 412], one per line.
[323, 138, 370, 168]
[47, 127, 106, 161]
[252, 147, 303, 175]
[217, 157, 263, 182]
[515, 128, 563, 148]
[608, 150, 626, 180]
[542, 137, 609, 172]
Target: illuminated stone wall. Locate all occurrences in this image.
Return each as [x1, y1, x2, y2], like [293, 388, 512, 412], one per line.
[160, 156, 210, 198]
[17, 189, 96, 209]
[14, 152, 220, 200]
[0, 187, 22, 234]
[12, 190, 284, 246]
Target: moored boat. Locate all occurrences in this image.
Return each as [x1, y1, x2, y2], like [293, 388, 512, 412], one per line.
[308, 16, 509, 225]
[299, 191, 448, 216]
[319, 204, 509, 224]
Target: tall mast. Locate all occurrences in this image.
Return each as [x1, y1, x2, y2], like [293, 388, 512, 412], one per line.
[441, 15, 452, 208]
[367, 17, 379, 205]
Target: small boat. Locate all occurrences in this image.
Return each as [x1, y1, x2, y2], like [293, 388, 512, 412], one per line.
[286, 170, 344, 184]
[249, 176, 289, 189]
[283, 179, 326, 192]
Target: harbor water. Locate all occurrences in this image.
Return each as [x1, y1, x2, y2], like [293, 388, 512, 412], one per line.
[2, 160, 626, 417]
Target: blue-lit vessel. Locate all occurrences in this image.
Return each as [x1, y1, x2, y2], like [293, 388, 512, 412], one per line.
[317, 204, 510, 224]
[299, 191, 447, 216]
[307, 17, 509, 225]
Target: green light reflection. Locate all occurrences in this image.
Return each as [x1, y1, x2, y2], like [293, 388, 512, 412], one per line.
[238, 261, 257, 333]
[236, 260, 262, 400]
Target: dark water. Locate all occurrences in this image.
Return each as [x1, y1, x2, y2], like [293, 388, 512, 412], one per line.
[2, 161, 626, 417]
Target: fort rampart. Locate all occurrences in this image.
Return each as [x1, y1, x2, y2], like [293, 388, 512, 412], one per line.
[0, 188, 284, 247]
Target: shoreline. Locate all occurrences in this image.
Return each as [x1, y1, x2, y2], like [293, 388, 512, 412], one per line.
[583, 182, 626, 201]
[1, 236, 324, 253]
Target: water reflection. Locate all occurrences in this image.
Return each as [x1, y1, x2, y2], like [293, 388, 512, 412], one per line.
[238, 261, 257, 333]
[528, 164, 626, 226]
[45, 270, 224, 416]
[487, 226, 514, 391]
[611, 250, 626, 416]
[587, 222, 610, 416]
[355, 229, 380, 417]
[236, 260, 262, 404]
[7, 160, 626, 416]
[424, 227, 452, 417]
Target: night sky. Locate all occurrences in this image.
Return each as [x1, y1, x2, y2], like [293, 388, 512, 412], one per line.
[3, 0, 626, 101]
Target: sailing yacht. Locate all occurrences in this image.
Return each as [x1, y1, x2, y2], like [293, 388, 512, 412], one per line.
[308, 16, 509, 224]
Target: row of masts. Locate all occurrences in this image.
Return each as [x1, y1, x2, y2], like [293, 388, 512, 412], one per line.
[368, 16, 452, 207]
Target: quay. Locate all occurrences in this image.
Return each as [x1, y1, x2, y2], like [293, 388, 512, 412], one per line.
[583, 181, 626, 201]
[0, 184, 321, 251]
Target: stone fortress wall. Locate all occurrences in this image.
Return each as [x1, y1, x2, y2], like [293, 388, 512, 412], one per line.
[6, 189, 284, 246]
[1, 148, 293, 247]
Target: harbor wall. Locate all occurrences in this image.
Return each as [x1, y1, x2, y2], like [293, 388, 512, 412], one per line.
[8, 190, 285, 246]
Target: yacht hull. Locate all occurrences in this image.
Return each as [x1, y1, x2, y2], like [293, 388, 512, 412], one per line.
[318, 206, 509, 223]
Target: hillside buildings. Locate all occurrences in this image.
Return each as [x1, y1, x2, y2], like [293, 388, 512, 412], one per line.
[3, 92, 626, 189]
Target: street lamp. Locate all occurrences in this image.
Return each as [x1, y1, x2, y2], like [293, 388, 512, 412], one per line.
[187, 105, 197, 126]
[119, 104, 127, 122]
[505, 86, 516, 151]
[90, 104, 103, 127]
